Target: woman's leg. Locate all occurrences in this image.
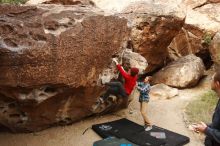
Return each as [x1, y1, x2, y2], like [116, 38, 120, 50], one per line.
[141, 102, 151, 126]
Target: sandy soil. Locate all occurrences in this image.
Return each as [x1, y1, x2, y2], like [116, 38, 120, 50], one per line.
[0, 77, 210, 146]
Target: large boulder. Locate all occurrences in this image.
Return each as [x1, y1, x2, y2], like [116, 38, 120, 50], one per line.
[183, 0, 207, 9]
[122, 1, 185, 73]
[152, 54, 205, 88]
[167, 2, 220, 68]
[98, 49, 148, 87]
[122, 49, 148, 74]
[92, 0, 145, 14]
[209, 0, 220, 3]
[26, 0, 47, 4]
[187, 3, 220, 32]
[26, 0, 94, 5]
[182, 0, 220, 8]
[0, 4, 130, 132]
[209, 32, 220, 66]
[94, 49, 148, 113]
[167, 25, 214, 68]
[92, 0, 185, 72]
[43, 0, 95, 5]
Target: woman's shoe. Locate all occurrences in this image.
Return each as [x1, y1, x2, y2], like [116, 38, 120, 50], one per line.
[144, 125, 153, 131]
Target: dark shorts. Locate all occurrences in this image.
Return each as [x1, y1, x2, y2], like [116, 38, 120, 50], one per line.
[102, 81, 128, 100]
[139, 95, 149, 102]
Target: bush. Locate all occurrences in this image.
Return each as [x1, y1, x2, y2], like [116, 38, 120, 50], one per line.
[185, 90, 218, 124]
[0, 0, 27, 4]
[202, 33, 212, 46]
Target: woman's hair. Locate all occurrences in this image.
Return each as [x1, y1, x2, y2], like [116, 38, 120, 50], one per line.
[145, 76, 153, 82]
[130, 67, 139, 77]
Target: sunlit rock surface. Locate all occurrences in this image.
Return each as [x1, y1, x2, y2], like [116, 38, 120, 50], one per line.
[121, 1, 185, 72]
[210, 32, 220, 66]
[0, 4, 130, 132]
[152, 54, 205, 88]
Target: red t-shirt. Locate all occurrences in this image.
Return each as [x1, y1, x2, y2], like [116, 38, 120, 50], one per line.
[117, 64, 137, 95]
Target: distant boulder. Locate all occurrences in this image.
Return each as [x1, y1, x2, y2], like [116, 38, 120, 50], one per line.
[210, 32, 220, 66]
[152, 54, 205, 88]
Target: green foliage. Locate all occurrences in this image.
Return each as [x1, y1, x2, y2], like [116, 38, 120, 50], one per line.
[0, 0, 27, 4]
[202, 33, 212, 46]
[186, 90, 218, 124]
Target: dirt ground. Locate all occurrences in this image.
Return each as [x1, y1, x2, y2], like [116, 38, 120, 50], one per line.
[0, 77, 211, 146]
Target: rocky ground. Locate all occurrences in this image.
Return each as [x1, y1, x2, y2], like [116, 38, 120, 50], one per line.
[0, 75, 211, 146]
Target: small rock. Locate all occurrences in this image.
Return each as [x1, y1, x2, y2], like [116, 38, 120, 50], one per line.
[150, 84, 179, 100]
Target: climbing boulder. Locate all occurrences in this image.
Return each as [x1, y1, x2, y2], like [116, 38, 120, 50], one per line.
[0, 4, 130, 132]
[209, 32, 220, 66]
[92, 0, 144, 14]
[152, 54, 205, 88]
[43, 0, 95, 5]
[26, 0, 94, 5]
[122, 49, 148, 75]
[92, 0, 220, 73]
[122, 1, 185, 73]
[99, 49, 148, 85]
[168, 2, 220, 69]
[92, 0, 185, 72]
[209, 0, 220, 3]
[183, 0, 207, 8]
[168, 26, 205, 61]
[184, 3, 220, 34]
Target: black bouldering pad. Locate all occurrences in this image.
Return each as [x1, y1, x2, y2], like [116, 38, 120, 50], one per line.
[93, 137, 138, 146]
[92, 118, 190, 146]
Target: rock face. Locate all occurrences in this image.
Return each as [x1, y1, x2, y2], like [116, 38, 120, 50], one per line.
[209, 0, 220, 3]
[26, 0, 94, 5]
[26, 0, 48, 4]
[92, 0, 145, 14]
[92, 0, 220, 73]
[210, 32, 220, 66]
[90, 49, 148, 114]
[152, 54, 205, 88]
[149, 84, 178, 100]
[0, 4, 130, 132]
[1, 0, 219, 132]
[167, 2, 220, 69]
[92, 0, 185, 73]
[99, 49, 148, 85]
[122, 1, 185, 73]
[188, 3, 220, 32]
[43, 0, 95, 5]
[168, 26, 204, 61]
[183, 0, 207, 8]
[122, 49, 148, 74]
[167, 25, 214, 68]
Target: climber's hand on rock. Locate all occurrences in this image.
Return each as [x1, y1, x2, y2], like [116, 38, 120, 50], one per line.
[112, 58, 119, 65]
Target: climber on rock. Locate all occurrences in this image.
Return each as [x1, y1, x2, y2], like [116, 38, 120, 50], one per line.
[92, 58, 139, 111]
